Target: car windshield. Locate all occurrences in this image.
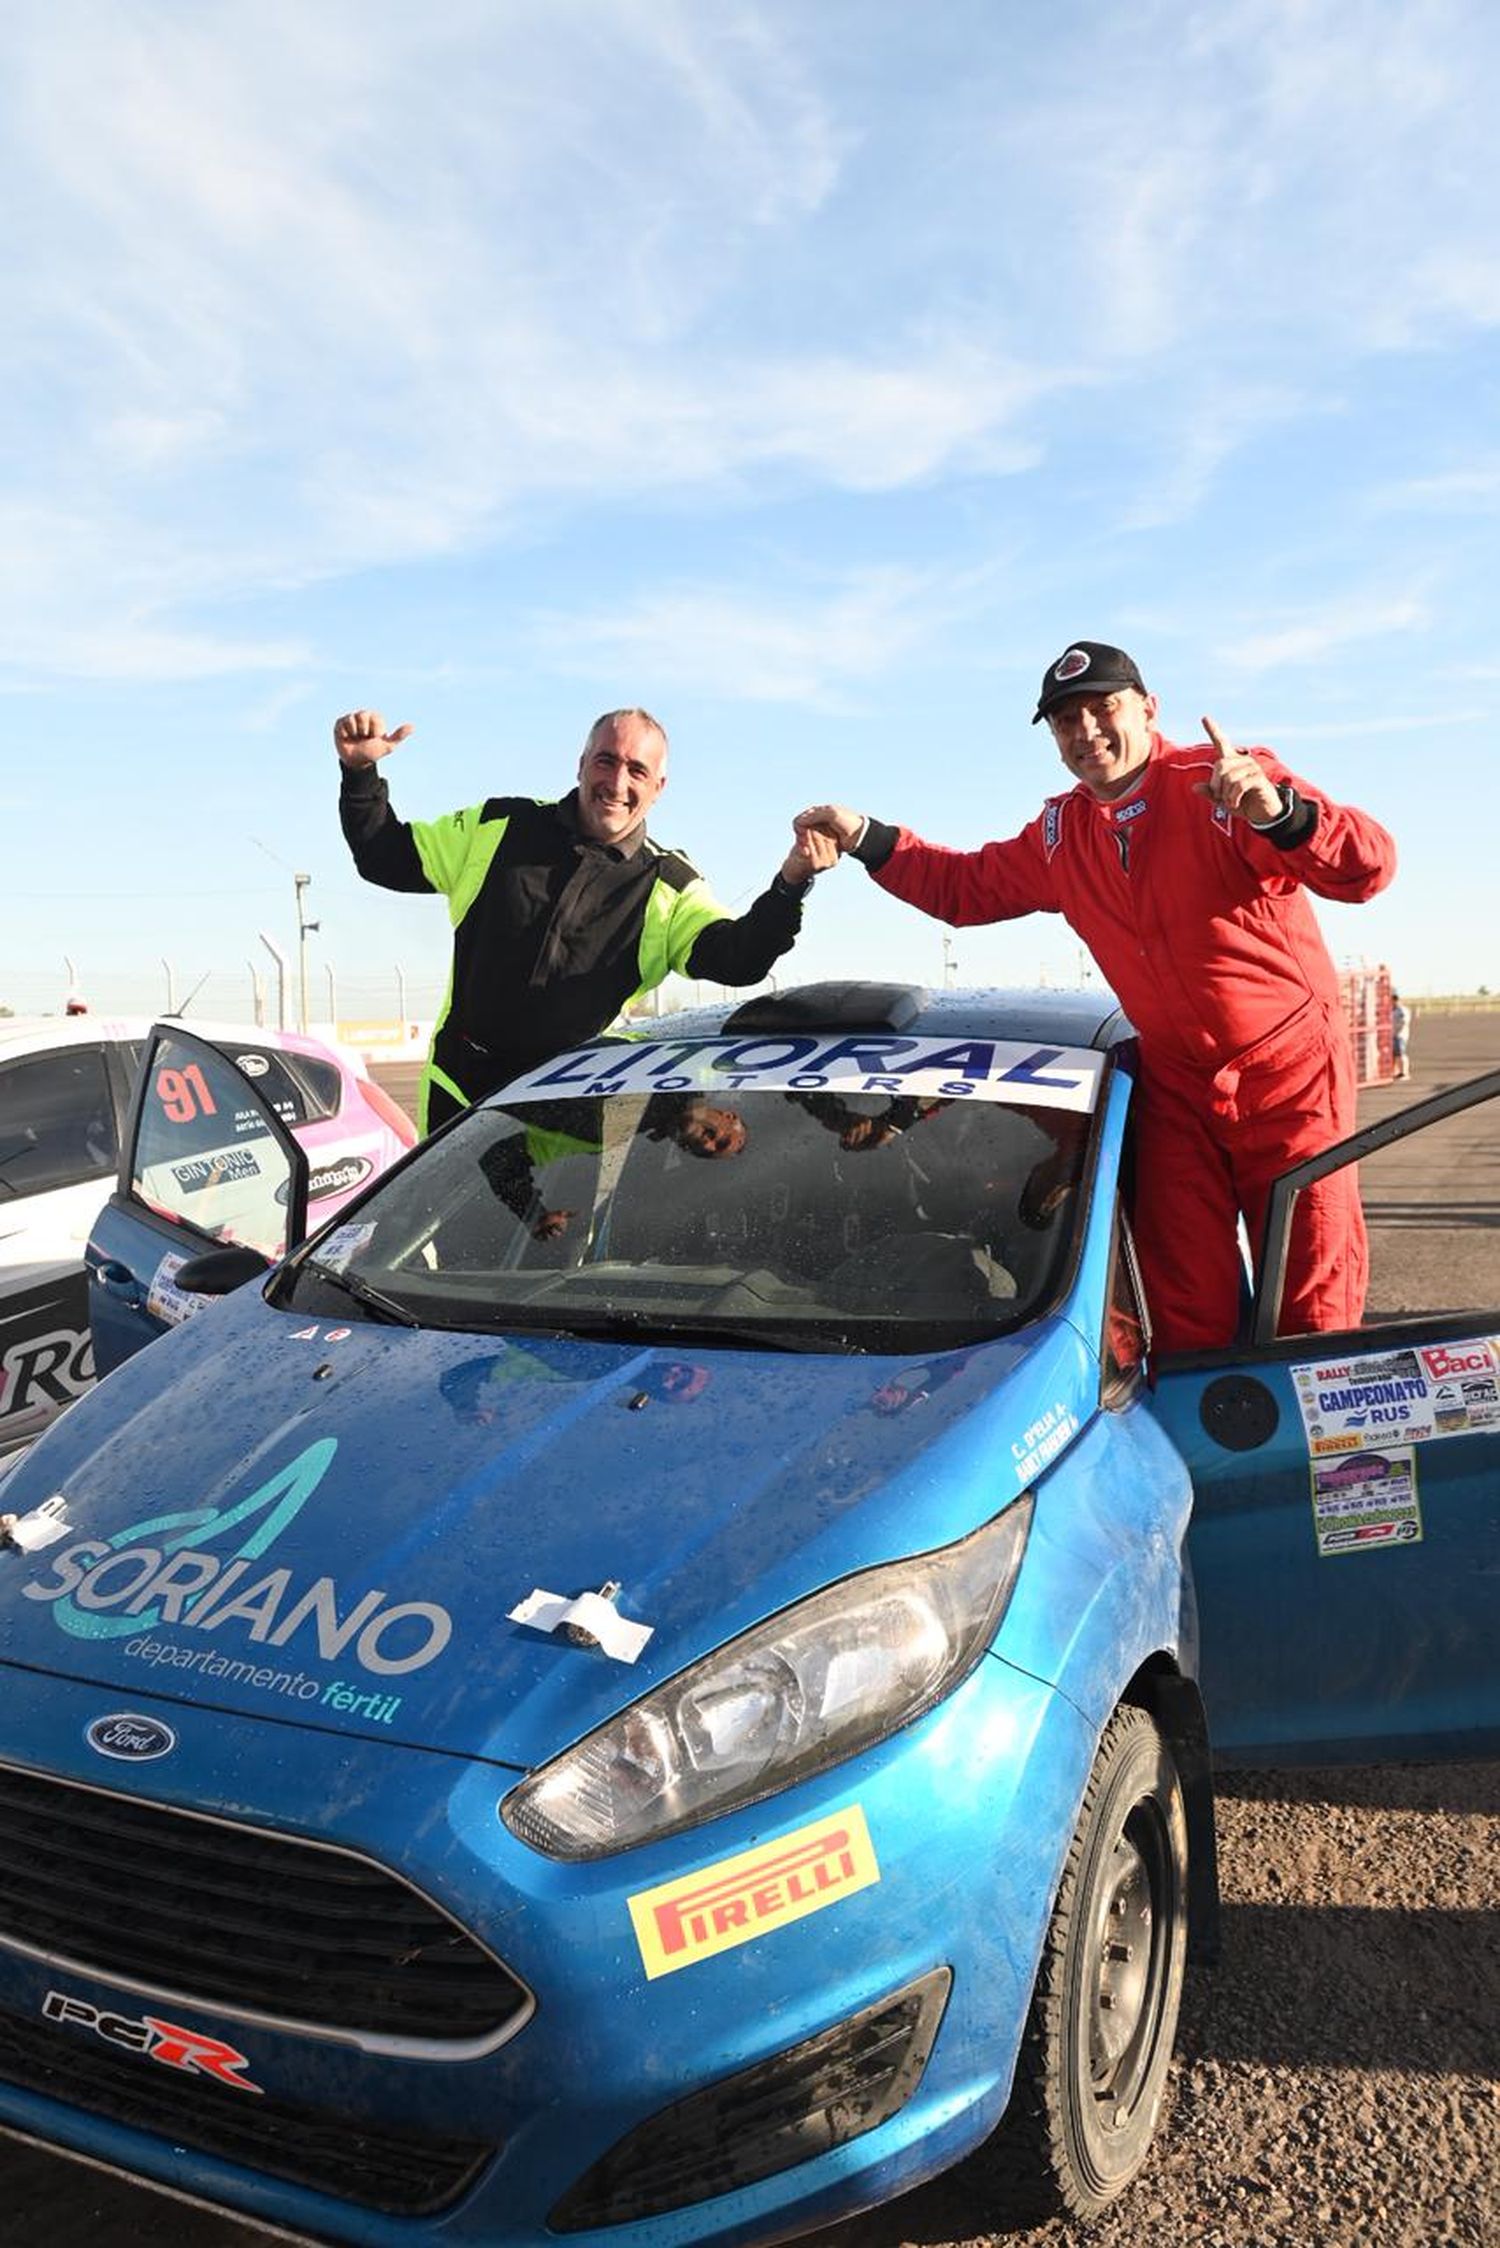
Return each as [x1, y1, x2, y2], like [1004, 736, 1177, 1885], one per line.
[275, 1033, 1102, 1354]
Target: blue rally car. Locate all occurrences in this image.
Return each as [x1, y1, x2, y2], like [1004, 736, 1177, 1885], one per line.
[0, 985, 1495, 2246]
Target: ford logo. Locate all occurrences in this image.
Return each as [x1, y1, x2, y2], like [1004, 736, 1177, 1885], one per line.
[85, 1713, 177, 1762]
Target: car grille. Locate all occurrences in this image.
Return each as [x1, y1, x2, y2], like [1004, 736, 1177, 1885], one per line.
[0, 1997, 494, 2214]
[0, 1761, 527, 2048]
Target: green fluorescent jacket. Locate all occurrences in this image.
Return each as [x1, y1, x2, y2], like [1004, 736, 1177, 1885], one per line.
[340, 768, 808, 1129]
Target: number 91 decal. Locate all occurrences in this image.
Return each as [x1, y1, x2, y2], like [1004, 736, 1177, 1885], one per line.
[155, 1062, 219, 1125]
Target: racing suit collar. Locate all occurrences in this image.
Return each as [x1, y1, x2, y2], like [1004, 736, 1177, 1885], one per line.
[557, 787, 648, 860]
[1078, 730, 1163, 814]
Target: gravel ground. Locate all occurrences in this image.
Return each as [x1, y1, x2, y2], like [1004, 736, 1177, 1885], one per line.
[3, 1012, 1496, 2246]
[809, 1761, 1498, 2248]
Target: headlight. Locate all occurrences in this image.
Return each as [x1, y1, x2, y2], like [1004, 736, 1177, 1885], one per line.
[501, 1496, 1032, 1859]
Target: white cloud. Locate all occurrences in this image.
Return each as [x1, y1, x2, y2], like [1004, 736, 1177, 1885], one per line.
[3, 0, 1500, 687]
[1215, 598, 1430, 673]
[1263, 708, 1482, 740]
[9, 623, 309, 684]
[531, 565, 961, 706]
[0, 1, 1062, 678]
[1374, 462, 1500, 514]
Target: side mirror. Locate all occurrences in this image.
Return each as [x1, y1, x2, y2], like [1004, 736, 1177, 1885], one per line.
[172, 1244, 273, 1295]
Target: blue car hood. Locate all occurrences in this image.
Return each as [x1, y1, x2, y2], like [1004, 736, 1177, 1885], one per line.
[0, 1288, 1095, 1764]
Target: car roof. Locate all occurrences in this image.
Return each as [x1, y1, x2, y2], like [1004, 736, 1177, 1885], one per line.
[646, 980, 1135, 1053]
[0, 1017, 358, 1073]
[0, 1015, 155, 1058]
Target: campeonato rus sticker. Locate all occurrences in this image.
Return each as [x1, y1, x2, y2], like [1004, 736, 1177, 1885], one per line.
[628, 1806, 880, 1980]
[1290, 1336, 1500, 1457]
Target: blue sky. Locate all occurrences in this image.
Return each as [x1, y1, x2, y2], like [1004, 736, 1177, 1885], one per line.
[4, 0, 1499, 1025]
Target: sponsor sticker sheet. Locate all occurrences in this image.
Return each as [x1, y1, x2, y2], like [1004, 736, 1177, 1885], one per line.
[1310, 1448, 1423, 1559]
[1290, 1337, 1500, 1457]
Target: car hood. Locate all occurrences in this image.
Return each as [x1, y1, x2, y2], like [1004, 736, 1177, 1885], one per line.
[0, 1286, 1096, 1765]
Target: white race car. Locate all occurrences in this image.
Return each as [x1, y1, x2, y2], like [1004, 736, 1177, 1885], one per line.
[0, 1014, 414, 1456]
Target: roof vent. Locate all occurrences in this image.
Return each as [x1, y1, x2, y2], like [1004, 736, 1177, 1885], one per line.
[722, 982, 927, 1034]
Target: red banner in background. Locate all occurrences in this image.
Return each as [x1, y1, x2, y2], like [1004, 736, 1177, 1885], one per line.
[1340, 964, 1393, 1085]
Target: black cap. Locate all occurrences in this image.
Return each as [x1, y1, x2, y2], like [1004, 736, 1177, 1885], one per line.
[1032, 641, 1147, 723]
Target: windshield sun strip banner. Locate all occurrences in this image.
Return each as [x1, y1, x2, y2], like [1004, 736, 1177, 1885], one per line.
[501, 1033, 1107, 1114]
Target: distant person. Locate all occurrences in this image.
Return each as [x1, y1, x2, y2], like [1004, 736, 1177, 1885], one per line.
[797, 640, 1397, 1352]
[1391, 992, 1413, 1080]
[335, 706, 837, 1131]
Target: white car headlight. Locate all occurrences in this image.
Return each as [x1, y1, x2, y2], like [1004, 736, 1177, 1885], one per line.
[501, 1497, 1032, 1860]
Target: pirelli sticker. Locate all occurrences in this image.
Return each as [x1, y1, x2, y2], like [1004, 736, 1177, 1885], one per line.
[628, 1807, 880, 1979]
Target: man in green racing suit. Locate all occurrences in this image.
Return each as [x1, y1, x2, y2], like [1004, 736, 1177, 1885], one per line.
[337, 705, 835, 1130]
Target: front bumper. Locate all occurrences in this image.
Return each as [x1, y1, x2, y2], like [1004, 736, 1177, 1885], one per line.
[0, 1657, 1094, 2247]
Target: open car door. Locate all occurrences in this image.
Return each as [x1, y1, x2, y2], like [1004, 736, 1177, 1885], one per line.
[86, 1024, 308, 1378]
[1148, 1066, 1500, 1766]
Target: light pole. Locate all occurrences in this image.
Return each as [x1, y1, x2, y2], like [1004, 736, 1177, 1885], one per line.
[258, 932, 289, 1030]
[294, 874, 319, 1033]
[942, 936, 957, 989]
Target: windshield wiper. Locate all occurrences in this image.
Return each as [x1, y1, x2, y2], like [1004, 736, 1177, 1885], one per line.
[296, 1258, 421, 1328]
[527, 1313, 833, 1354]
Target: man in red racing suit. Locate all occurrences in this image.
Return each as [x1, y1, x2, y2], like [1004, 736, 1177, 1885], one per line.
[797, 640, 1396, 1353]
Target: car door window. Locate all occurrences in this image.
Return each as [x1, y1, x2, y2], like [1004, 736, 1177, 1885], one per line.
[202, 1040, 336, 1128]
[132, 1032, 298, 1259]
[0, 1048, 117, 1199]
[1101, 1215, 1149, 1407]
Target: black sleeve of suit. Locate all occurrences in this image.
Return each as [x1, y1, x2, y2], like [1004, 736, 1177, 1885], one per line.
[1258, 786, 1320, 850]
[685, 875, 808, 985]
[338, 765, 435, 894]
[852, 818, 900, 871]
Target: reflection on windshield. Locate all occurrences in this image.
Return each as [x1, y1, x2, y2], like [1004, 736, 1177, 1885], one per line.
[279, 1085, 1091, 1354]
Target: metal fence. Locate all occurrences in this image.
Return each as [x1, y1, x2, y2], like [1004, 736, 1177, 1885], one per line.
[0, 961, 767, 1033]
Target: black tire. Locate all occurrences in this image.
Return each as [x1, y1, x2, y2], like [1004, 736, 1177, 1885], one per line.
[993, 1702, 1190, 2219]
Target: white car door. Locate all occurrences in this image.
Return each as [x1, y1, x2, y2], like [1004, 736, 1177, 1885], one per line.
[0, 1041, 124, 1452]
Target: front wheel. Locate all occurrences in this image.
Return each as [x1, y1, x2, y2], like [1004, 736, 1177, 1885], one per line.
[997, 1702, 1190, 2218]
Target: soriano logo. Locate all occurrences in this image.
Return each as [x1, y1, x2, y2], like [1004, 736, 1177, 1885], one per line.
[23, 1439, 452, 1679]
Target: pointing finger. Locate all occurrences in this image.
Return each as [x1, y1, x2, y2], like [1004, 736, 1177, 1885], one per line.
[1202, 714, 1235, 763]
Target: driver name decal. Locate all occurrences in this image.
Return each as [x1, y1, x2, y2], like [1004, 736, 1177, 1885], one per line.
[1011, 1402, 1080, 1486]
[628, 1807, 880, 1978]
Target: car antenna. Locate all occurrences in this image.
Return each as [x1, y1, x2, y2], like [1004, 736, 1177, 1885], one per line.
[164, 970, 213, 1019]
